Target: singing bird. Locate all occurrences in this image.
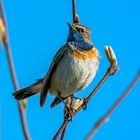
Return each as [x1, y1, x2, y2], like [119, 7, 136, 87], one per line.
[13, 23, 100, 108]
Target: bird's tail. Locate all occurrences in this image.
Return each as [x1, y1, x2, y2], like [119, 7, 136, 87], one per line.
[13, 79, 43, 100]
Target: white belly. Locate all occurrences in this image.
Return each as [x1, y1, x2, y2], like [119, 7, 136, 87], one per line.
[50, 52, 99, 97]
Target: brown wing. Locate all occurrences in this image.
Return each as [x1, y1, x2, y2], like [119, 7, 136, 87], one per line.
[40, 46, 67, 106]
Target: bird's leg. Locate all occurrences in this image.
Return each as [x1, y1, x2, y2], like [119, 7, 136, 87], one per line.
[64, 107, 73, 121]
[64, 96, 76, 121]
[56, 93, 73, 120]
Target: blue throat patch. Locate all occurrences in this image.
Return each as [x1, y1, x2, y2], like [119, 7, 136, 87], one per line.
[67, 29, 93, 51]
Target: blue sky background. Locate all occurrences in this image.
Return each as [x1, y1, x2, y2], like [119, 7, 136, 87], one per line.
[0, 0, 140, 140]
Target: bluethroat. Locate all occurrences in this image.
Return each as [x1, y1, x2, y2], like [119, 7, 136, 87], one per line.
[13, 23, 100, 108]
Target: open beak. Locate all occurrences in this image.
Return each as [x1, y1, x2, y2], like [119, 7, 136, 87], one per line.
[67, 22, 74, 30]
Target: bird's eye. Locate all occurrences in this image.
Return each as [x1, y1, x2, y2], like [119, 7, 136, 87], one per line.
[80, 28, 84, 33]
[76, 27, 84, 33]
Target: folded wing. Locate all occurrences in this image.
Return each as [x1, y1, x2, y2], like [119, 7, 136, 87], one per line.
[40, 46, 67, 107]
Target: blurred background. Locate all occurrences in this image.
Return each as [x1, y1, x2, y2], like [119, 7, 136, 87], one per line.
[0, 0, 140, 139]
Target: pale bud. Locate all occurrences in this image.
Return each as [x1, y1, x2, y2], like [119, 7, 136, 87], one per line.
[105, 45, 118, 66]
[0, 17, 6, 42]
[72, 99, 83, 111]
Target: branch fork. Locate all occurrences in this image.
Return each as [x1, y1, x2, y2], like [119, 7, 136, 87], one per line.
[53, 46, 120, 140]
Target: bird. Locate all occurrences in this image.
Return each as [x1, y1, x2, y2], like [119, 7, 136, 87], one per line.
[13, 22, 100, 108]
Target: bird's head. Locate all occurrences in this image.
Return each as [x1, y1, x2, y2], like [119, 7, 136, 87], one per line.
[67, 22, 92, 44]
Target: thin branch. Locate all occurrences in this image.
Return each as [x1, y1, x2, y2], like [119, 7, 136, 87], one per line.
[72, 0, 80, 23]
[60, 111, 68, 140]
[60, 96, 73, 140]
[0, 1, 30, 140]
[53, 120, 69, 140]
[72, 0, 76, 23]
[18, 105, 30, 140]
[60, 126, 67, 140]
[85, 71, 140, 140]
[53, 47, 119, 139]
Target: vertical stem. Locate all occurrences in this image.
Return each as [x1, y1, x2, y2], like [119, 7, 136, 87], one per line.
[4, 42, 30, 140]
[60, 127, 67, 140]
[0, 1, 30, 140]
[4, 41, 19, 89]
[72, 0, 76, 23]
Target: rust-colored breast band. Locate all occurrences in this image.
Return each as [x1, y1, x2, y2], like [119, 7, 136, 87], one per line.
[73, 49, 99, 60]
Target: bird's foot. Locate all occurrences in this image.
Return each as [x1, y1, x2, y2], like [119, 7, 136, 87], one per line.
[82, 98, 88, 110]
[64, 106, 74, 121]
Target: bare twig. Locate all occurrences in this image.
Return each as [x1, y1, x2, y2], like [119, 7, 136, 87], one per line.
[72, 0, 80, 23]
[53, 120, 68, 140]
[72, 0, 76, 23]
[60, 126, 67, 140]
[85, 71, 140, 140]
[53, 46, 119, 139]
[0, 1, 30, 140]
[60, 111, 68, 140]
[60, 96, 73, 140]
